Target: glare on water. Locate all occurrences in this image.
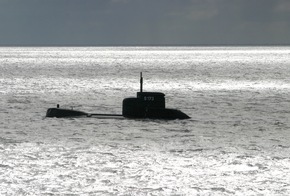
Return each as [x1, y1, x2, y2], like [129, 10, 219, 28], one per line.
[0, 47, 290, 195]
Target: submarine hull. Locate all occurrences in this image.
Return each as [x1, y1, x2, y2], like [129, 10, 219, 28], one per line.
[146, 108, 190, 120]
[46, 108, 88, 118]
[46, 107, 189, 120]
[123, 107, 190, 120]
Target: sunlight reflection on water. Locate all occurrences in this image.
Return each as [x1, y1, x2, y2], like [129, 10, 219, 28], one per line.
[1, 47, 290, 195]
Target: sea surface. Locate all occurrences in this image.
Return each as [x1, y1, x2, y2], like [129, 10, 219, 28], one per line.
[0, 46, 290, 195]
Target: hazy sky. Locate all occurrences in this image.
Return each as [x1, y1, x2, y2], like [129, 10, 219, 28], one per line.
[0, 0, 289, 46]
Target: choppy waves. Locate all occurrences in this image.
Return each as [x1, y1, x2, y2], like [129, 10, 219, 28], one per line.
[1, 47, 290, 195]
[1, 139, 289, 195]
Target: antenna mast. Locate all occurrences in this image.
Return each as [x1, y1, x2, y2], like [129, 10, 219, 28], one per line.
[140, 72, 143, 92]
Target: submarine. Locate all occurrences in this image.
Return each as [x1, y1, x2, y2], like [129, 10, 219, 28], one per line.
[46, 73, 190, 120]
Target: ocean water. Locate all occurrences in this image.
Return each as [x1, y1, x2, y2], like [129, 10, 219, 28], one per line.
[0, 46, 290, 195]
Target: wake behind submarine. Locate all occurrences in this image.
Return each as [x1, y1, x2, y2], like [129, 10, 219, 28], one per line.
[46, 73, 190, 120]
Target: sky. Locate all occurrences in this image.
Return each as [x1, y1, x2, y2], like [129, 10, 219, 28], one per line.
[0, 0, 289, 46]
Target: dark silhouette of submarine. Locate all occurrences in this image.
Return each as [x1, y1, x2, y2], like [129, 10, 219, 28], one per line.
[46, 73, 190, 120]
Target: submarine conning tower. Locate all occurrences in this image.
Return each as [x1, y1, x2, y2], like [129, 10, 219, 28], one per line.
[122, 72, 190, 119]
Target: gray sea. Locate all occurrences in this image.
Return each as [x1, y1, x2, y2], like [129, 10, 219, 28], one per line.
[0, 47, 290, 195]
